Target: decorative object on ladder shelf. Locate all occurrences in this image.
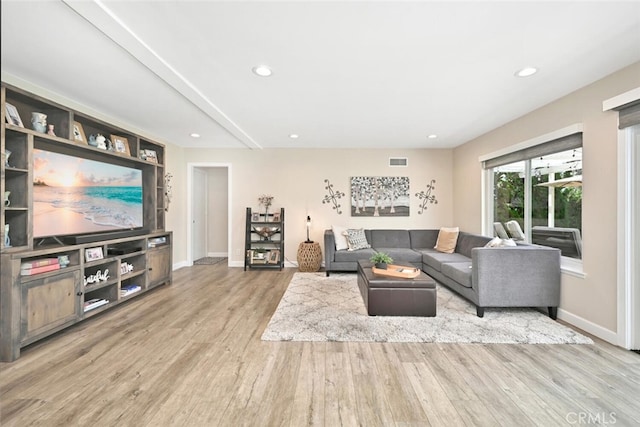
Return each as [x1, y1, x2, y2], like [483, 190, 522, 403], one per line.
[258, 194, 274, 218]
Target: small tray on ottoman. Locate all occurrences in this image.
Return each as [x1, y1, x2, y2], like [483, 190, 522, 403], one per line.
[372, 264, 421, 278]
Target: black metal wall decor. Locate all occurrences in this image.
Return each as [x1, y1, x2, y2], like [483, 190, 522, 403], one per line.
[322, 179, 346, 214]
[350, 176, 410, 217]
[415, 179, 438, 214]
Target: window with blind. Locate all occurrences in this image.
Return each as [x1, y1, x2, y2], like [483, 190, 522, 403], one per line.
[484, 132, 583, 259]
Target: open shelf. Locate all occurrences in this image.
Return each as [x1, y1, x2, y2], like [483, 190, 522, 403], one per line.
[1, 82, 172, 362]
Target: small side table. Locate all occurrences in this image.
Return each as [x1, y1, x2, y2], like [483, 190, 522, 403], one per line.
[297, 242, 322, 272]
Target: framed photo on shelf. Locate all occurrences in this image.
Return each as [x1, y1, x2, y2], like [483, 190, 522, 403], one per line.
[268, 250, 280, 264]
[4, 102, 24, 127]
[251, 212, 261, 222]
[73, 121, 87, 143]
[111, 135, 130, 155]
[85, 247, 104, 262]
[272, 212, 281, 223]
[141, 149, 158, 163]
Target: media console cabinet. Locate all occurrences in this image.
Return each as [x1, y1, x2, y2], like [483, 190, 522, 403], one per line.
[1, 82, 173, 361]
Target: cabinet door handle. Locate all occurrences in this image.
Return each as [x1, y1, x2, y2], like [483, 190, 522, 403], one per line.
[76, 291, 83, 296]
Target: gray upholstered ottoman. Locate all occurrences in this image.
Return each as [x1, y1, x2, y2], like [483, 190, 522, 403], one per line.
[357, 260, 437, 317]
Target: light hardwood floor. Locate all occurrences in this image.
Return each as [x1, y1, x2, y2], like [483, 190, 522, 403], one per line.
[1, 263, 639, 426]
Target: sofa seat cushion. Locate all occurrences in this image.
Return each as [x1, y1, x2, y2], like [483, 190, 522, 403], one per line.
[335, 248, 377, 262]
[420, 249, 470, 272]
[374, 247, 422, 264]
[440, 262, 473, 288]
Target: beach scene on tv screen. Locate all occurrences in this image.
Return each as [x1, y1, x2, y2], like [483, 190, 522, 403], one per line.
[33, 149, 143, 238]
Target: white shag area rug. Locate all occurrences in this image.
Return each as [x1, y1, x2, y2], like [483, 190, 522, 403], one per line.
[261, 273, 593, 344]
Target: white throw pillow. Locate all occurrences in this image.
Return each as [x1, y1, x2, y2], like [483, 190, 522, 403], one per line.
[484, 237, 503, 248]
[485, 237, 517, 247]
[344, 228, 371, 251]
[332, 225, 349, 251]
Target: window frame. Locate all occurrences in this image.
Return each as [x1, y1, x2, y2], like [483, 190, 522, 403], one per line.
[480, 124, 585, 276]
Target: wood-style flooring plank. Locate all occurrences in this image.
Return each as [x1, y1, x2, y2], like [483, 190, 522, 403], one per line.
[2, 264, 640, 427]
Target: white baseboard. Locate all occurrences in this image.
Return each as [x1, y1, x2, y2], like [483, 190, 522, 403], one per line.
[173, 260, 190, 270]
[558, 308, 618, 344]
[207, 252, 228, 258]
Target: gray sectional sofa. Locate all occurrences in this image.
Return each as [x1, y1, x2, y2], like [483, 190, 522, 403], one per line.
[324, 229, 561, 318]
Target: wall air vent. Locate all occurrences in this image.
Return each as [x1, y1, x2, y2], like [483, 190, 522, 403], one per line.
[389, 157, 408, 167]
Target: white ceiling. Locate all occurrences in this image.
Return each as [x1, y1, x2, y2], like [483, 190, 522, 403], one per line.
[2, 1, 639, 150]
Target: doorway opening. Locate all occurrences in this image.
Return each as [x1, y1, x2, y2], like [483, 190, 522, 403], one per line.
[187, 163, 231, 267]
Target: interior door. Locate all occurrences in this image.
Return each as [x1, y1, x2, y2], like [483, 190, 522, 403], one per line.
[192, 167, 208, 261]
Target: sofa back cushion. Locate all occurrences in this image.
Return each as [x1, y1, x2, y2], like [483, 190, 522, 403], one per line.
[456, 232, 493, 257]
[369, 229, 411, 248]
[409, 229, 439, 249]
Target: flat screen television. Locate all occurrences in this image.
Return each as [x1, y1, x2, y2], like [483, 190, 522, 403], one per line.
[33, 148, 144, 241]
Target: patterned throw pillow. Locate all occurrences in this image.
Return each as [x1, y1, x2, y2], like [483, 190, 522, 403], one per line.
[344, 228, 371, 251]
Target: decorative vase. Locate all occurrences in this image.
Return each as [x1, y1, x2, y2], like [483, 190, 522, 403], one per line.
[375, 262, 387, 270]
[4, 191, 10, 207]
[4, 224, 10, 247]
[4, 149, 11, 167]
[47, 124, 56, 136]
[31, 112, 47, 133]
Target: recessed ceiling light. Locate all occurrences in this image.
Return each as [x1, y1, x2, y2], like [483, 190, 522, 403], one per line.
[190, 133, 200, 138]
[252, 65, 273, 77]
[515, 67, 538, 77]
[427, 134, 438, 139]
[289, 134, 299, 139]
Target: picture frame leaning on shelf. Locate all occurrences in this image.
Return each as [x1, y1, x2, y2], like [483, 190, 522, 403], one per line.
[272, 212, 281, 223]
[85, 247, 104, 262]
[73, 121, 87, 143]
[111, 135, 130, 156]
[141, 149, 158, 163]
[268, 250, 280, 264]
[5, 102, 24, 127]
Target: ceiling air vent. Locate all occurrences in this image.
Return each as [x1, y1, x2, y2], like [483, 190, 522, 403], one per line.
[389, 157, 408, 167]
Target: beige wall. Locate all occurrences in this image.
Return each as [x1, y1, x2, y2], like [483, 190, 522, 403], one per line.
[169, 148, 453, 267]
[452, 61, 640, 333]
[164, 141, 187, 266]
[207, 168, 229, 255]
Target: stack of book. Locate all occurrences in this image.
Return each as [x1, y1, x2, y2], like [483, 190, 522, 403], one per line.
[20, 258, 61, 276]
[120, 284, 141, 297]
[83, 298, 109, 312]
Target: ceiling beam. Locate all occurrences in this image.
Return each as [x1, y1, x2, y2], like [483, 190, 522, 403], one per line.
[62, 0, 262, 150]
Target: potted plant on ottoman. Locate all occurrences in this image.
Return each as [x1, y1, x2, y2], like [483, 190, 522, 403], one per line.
[370, 252, 393, 270]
